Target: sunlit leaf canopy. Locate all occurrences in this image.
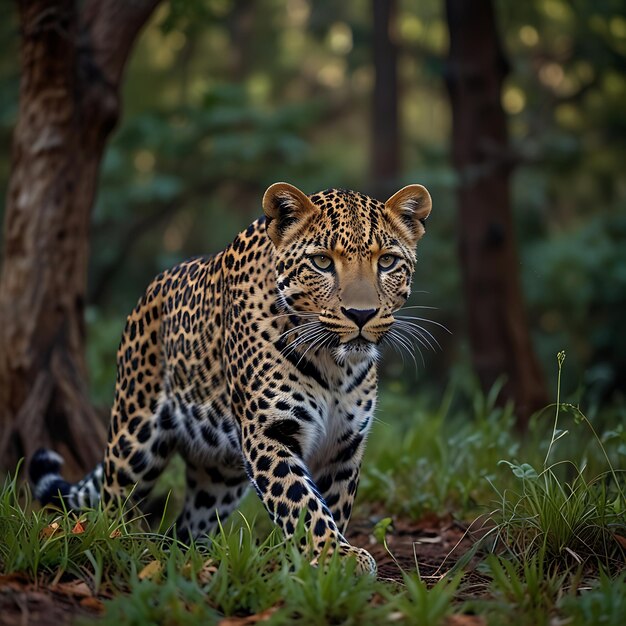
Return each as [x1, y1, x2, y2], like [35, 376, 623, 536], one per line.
[0, 0, 624, 405]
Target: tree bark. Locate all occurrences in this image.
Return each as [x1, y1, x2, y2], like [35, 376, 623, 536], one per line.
[370, 0, 400, 198]
[445, 0, 548, 427]
[0, 0, 160, 478]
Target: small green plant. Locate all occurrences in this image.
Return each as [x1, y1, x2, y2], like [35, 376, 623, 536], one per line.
[476, 553, 569, 626]
[559, 570, 626, 626]
[276, 549, 389, 625]
[359, 379, 520, 518]
[390, 572, 462, 626]
[198, 516, 284, 616]
[484, 352, 625, 573]
[94, 555, 219, 626]
[0, 465, 169, 589]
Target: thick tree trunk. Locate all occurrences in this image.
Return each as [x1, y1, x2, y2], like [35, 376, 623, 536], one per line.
[0, 0, 160, 478]
[445, 0, 548, 427]
[370, 0, 399, 198]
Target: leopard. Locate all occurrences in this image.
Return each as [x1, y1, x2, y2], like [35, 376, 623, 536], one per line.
[29, 182, 432, 575]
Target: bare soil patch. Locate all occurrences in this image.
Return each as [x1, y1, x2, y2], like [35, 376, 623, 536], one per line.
[348, 513, 490, 595]
[0, 573, 103, 626]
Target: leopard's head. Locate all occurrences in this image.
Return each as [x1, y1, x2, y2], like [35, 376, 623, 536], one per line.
[263, 182, 432, 363]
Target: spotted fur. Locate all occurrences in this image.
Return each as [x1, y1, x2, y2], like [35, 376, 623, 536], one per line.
[30, 182, 432, 575]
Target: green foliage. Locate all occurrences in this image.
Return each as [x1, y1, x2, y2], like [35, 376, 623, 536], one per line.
[2, 363, 625, 625]
[97, 574, 218, 626]
[358, 380, 520, 517]
[473, 558, 626, 626]
[390, 572, 461, 626]
[524, 213, 626, 399]
[274, 551, 387, 625]
[456, 356, 625, 624]
[0, 473, 392, 625]
[560, 570, 626, 626]
[0, 466, 169, 590]
[476, 554, 569, 626]
[482, 354, 625, 574]
[200, 520, 284, 616]
[491, 455, 624, 565]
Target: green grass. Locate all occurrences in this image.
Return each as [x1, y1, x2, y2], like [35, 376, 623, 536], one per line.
[359, 378, 521, 517]
[1, 354, 625, 624]
[0, 466, 173, 593]
[480, 354, 625, 577]
[560, 570, 626, 626]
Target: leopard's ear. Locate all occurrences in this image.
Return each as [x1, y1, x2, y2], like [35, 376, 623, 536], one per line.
[384, 184, 432, 246]
[263, 182, 317, 246]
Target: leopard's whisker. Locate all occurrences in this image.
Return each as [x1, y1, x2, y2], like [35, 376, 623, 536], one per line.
[394, 321, 438, 352]
[392, 327, 424, 368]
[395, 324, 434, 354]
[393, 325, 428, 366]
[398, 320, 441, 351]
[266, 311, 319, 321]
[388, 328, 421, 370]
[403, 333, 423, 371]
[380, 335, 401, 365]
[397, 304, 437, 310]
[395, 314, 452, 334]
[295, 330, 332, 366]
[281, 323, 323, 344]
[276, 321, 320, 341]
[282, 335, 317, 358]
[295, 338, 322, 367]
[281, 327, 327, 358]
[385, 331, 409, 368]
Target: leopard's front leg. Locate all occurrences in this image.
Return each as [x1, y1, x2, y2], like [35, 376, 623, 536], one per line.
[239, 413, 376, 575]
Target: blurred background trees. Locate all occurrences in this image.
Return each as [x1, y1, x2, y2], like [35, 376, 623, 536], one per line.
[0, 0, 624, 471]
[445, 0, 549, 426]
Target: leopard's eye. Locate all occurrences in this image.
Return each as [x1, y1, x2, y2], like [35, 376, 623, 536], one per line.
[378, 254, 399, 271]
[311, 254, 333, 271]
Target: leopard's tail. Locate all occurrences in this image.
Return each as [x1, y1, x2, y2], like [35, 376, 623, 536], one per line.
[29, 448, 104, 510]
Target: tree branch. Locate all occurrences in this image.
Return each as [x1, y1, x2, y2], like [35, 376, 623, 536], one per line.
[81, 0, 161, 87]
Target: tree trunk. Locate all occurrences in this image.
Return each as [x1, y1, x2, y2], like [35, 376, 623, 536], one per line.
[445, 0, 548, 427]
[227, 0, 257, 82]
[370, 0, 399, 198]
[0, 0, 160, 478]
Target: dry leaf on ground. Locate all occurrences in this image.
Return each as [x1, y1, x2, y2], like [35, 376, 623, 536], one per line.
[41, 522, 61, 539]
[51, 580, 92, 598]
[138, 560, 162, 581]
[197, 559, 219, 584]
[71, 520, 86, 535]
[80, 596, 105, 612]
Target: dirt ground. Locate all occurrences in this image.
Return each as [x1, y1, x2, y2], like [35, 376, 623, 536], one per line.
[349, 513, 492, 602]
[0, 514, 486, 626]
[0, 573, 101, 626]
[350, 514, 482, 576]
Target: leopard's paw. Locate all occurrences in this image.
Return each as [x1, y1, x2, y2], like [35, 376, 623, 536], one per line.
[337, 543, 377, 576]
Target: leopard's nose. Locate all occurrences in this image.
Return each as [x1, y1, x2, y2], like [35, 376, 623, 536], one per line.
[341, 307, 378, 329]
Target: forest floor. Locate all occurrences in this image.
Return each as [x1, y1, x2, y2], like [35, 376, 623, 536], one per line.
[0, 513, 487, 626]
[1, 383, 624, 625]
